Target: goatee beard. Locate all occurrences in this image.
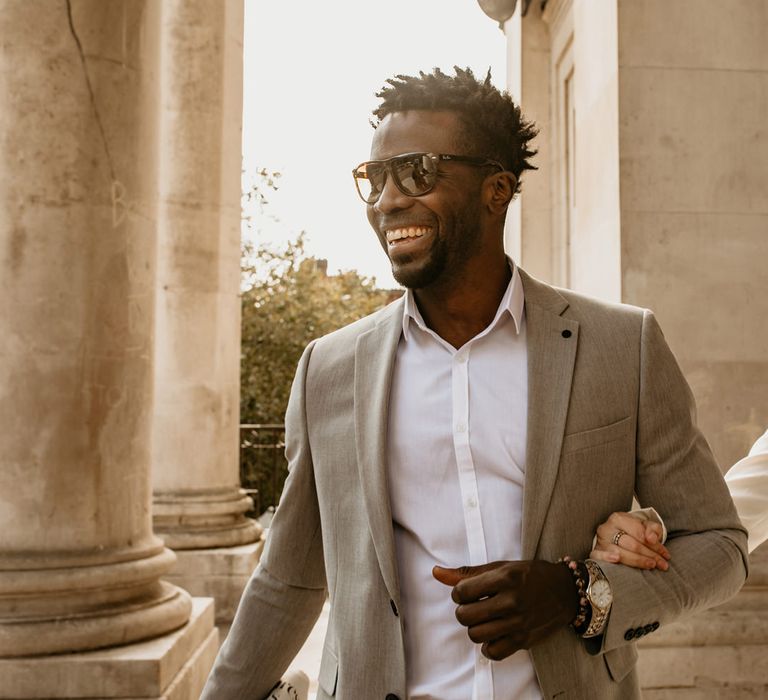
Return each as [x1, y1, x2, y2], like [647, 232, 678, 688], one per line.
[391, 242, 448, 289]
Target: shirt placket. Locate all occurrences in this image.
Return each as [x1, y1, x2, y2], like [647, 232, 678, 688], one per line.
[451, 347, 493, 700]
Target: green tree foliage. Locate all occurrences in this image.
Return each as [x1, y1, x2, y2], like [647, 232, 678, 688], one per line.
[240, 233, 392, 425]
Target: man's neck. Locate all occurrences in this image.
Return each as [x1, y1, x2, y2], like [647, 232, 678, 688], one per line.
[413, 256, 512, 350]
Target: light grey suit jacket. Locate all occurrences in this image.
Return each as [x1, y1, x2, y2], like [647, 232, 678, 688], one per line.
[202, 269, 747, 700]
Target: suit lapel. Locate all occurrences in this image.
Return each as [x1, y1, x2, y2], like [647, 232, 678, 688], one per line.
[354, 299, 404, 603]
[519, 270, 579, 559]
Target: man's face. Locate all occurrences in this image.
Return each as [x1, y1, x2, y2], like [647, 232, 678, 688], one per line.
[365, 110, 487, 290]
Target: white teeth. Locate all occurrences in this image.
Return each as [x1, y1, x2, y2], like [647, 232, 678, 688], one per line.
[385, 226, 430, 243]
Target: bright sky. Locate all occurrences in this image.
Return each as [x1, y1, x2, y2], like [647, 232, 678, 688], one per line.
[242, 1, 508, 288]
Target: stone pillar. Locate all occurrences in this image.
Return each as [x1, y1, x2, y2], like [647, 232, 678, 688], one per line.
[0, 1, 216, 696]
[152, 0, 262, 627]
[508, 0, 768, 467]
[613, 0, 768, 470]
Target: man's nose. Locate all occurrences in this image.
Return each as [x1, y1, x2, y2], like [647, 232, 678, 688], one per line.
[373, 175, 413, 214]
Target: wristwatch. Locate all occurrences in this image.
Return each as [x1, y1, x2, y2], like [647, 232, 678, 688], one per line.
[583, 559, 613, 638]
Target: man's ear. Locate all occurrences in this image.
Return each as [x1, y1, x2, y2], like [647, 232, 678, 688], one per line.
[485, 172, 517, 214]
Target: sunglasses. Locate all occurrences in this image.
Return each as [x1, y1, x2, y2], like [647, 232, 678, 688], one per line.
[352, 152, 504, 204]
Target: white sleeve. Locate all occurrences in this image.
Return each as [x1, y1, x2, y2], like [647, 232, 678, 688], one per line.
[725, 429, 768, 553]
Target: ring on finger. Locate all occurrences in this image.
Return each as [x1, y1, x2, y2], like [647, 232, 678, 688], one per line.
[612, 529, 626, 546]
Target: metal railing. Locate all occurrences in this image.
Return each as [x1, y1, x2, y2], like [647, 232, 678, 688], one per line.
[239, 423, 287, 517]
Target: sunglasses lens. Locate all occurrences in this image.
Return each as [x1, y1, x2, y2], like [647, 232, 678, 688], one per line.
[354, 162, 386, 204]
[394, 154, 437, 196]
[354, 154, 438, 203]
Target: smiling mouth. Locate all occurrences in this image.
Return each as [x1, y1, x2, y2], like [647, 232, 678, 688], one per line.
[385, 226, 433, 246]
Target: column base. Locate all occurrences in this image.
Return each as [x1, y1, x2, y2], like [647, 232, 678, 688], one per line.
[0, 598, 217, 699]
[163, 541, 264, 625]
[0, 545, 193, 657]
[154, 488, 262, 550]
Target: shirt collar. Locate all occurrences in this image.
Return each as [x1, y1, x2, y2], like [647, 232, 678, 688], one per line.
[401, 259, 525, 343]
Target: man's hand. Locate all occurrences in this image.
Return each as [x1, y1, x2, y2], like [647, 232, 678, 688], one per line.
[432, 560, 578, 661]
[590, 511, 671, 570]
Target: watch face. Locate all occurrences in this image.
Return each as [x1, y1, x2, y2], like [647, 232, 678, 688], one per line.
[590, 579, 613, 609]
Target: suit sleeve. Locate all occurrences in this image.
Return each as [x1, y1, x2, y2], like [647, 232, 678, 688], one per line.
[200, 341, 327, 699]
[589, 310, 748, 655]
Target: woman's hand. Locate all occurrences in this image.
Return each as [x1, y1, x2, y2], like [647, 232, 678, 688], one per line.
[590, 511, 671, 570]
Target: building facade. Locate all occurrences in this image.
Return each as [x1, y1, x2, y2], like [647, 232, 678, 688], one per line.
[490, 1, 768, 696]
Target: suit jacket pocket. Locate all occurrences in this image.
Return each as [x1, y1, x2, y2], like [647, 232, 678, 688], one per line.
[562, 416, 632, 455]
[318, 645, 338, 697]
[604, 643, 638, 683]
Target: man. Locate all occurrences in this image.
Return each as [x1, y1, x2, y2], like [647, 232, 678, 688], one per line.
[202, 67, 747, 700]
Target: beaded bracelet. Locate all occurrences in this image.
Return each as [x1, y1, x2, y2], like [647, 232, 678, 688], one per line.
[557, 556, 591, 635]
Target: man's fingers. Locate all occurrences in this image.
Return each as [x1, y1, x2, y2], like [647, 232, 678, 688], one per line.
[466, 618, 516, 644]
[432, 563, 495, 587]
[432, 565, 464, 587]
[481, 636, 520, 661]
[455, 592, 516, 627]
[434, 561, 516, 603]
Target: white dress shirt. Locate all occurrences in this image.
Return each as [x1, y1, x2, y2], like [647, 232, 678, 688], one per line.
[387, 263, 542, 700]
[726, 429, 768, 553]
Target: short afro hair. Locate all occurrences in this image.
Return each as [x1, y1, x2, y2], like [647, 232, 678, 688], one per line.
[372, 66, 537, 194]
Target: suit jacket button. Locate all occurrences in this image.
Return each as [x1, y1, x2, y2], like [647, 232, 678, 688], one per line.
[390, 599, 399, 617]
[633, 628, 644, 639]
[385, 695, 400, 700]
[561, 329, 572, 338]
[624, 629, 635, 641]
[652, 621, 660, 631]
[644, 624, 654, 635]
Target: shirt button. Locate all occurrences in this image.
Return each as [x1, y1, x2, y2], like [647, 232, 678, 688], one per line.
[457, 355, 467, 364]
[456, 423, 466, 433]
[467, 496, 478, 508]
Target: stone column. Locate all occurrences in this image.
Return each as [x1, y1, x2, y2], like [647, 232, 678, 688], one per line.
[613, 0, 768, 470]
[152, 0, 262, 627]
[0, 1, 215, 696]
[508, 0, 768, 467]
